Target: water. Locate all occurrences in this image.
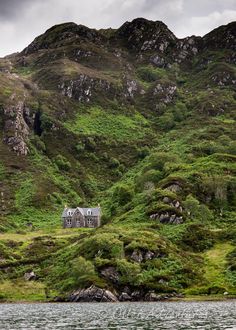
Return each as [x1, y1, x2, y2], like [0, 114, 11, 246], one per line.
[0, 301, 236, 329]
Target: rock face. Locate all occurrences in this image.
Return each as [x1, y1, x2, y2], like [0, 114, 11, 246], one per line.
[24, 271, 37, 281]
[149, 195, 184, 224]
[100, 267, 120, 284]
[116, 18, 176, 52]
[153, 82, 177, 106]
[3, 100, 31, 155]
[58, 75, 117, 103]
[69, 285, 118, 302]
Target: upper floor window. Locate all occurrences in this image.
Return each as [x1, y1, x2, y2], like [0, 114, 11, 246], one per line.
[87, 209, 92, 215]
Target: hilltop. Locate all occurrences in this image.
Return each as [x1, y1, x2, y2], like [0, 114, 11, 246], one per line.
[0, 18, 235, 302]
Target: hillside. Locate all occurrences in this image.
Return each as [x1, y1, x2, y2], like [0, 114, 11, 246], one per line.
[0, 18, 236, 302]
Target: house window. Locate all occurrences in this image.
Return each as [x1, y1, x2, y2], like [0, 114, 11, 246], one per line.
[76, 219, 81, 227]
[67, 218, 72, 226]
[87, 209, 92, 216]
[87, 218, 94, 227]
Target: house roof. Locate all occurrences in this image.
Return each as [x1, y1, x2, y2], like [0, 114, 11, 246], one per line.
[62, 207, 101, 217]
[61, 208, 76, 217]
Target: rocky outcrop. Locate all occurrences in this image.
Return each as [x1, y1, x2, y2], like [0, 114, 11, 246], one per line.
[175, 36, 202, 63]
[116, 18, 176, 53]
[203, 22, 236, 51]
[24, 271, 37, 281]
[69, 285, 118, 302]
[153, 82, 177, 107]
[150, 212, 183, 224]
[149, 196, 184, 224]
[3, 100, 32, 155]
[130, 249, 162, 263]
[58, 75, 116, 102]
[100, 267, 119, 284]
[66, 285, 182, 303]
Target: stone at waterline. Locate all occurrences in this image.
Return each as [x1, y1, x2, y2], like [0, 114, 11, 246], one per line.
[69, 285, 118, 302]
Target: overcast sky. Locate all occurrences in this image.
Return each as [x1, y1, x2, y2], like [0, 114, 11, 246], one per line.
[0, 0, 235, 57]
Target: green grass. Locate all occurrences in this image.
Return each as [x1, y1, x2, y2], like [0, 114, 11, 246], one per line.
[64, 106, 150, 142]
[0, 280, 46, 302]
[203, 243, 234, 286]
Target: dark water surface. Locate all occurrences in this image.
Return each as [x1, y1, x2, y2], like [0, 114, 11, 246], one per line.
[0, 301, 236, 329]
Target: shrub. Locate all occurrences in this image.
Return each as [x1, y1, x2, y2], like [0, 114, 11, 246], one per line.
[181, 224, 215, 252]
[109, 157, 120, 169]
[85, 136, 96, 151]
[75, 142, 85, 153]
[137, 146, 150, 159]
[146, 152, 180, 172]
[158, 112, 175, 131]
[183, 195, 213, 222]
[40, 113, 53, 131]
[112, 184, 133, 206]
[137, 66, 165, 82]
[135, 169, 162, 192]
[116, 259, 141, 285]
[31, 135, 46, 152]
[54, 155, 71, 171]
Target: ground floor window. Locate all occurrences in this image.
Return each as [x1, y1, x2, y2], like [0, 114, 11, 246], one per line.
[87, 218, 94, 227]
[67, 218, 72, 226]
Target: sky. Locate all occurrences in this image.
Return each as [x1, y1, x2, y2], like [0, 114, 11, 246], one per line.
[0, 0, 235, 57]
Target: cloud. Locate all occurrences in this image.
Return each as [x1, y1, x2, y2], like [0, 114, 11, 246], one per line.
[0, 0, 35, 20]
[175, 9, 236, 37]
[0, 0, 235, 57]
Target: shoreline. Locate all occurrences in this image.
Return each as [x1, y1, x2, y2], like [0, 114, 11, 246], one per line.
[1, 295, 236, 304]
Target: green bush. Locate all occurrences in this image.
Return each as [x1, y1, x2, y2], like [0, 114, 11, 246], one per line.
[75, 142, 85, 153]
[135, 169, 162, 191]
[31, 135, 46, 152]
[40, 113, 53, 131]
[137, 146, 150, 159]
[116, 259, 141, 285]
[54, 155, 71, 171]
[181, 224, 215, 252]
[158, 112, 175, 131]
[109, 157, 120, 169]
[183, 195, 213, 222]
[137, 66, 165, 82]
[112, 184, 133, 206]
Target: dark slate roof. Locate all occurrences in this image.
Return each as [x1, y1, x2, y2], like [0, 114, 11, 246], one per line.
[62, 207, 101, 217]
[61, 208, 76, 217]
[80, 207, 101, 216]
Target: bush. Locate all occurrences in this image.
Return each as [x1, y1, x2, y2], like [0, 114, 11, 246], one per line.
[137, 66, 165, 82]
[31, 135, 46, 152]
[116, 259, 141, 285]
[146, 152, 180, 172]
[183, 195, 213, 222]
[40, 113, 53, 131]
[75, 142, 85, 153]
[181, 224, 215, 252]
[54, 155, 71, 171]
[135, 169, 162, 192]
[137, 146, 150, 159]
[85, 136, 96, 151]
[112, 184, 133, 206]
[109, 157, 120, 169]
[158, 112, 175, 131]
